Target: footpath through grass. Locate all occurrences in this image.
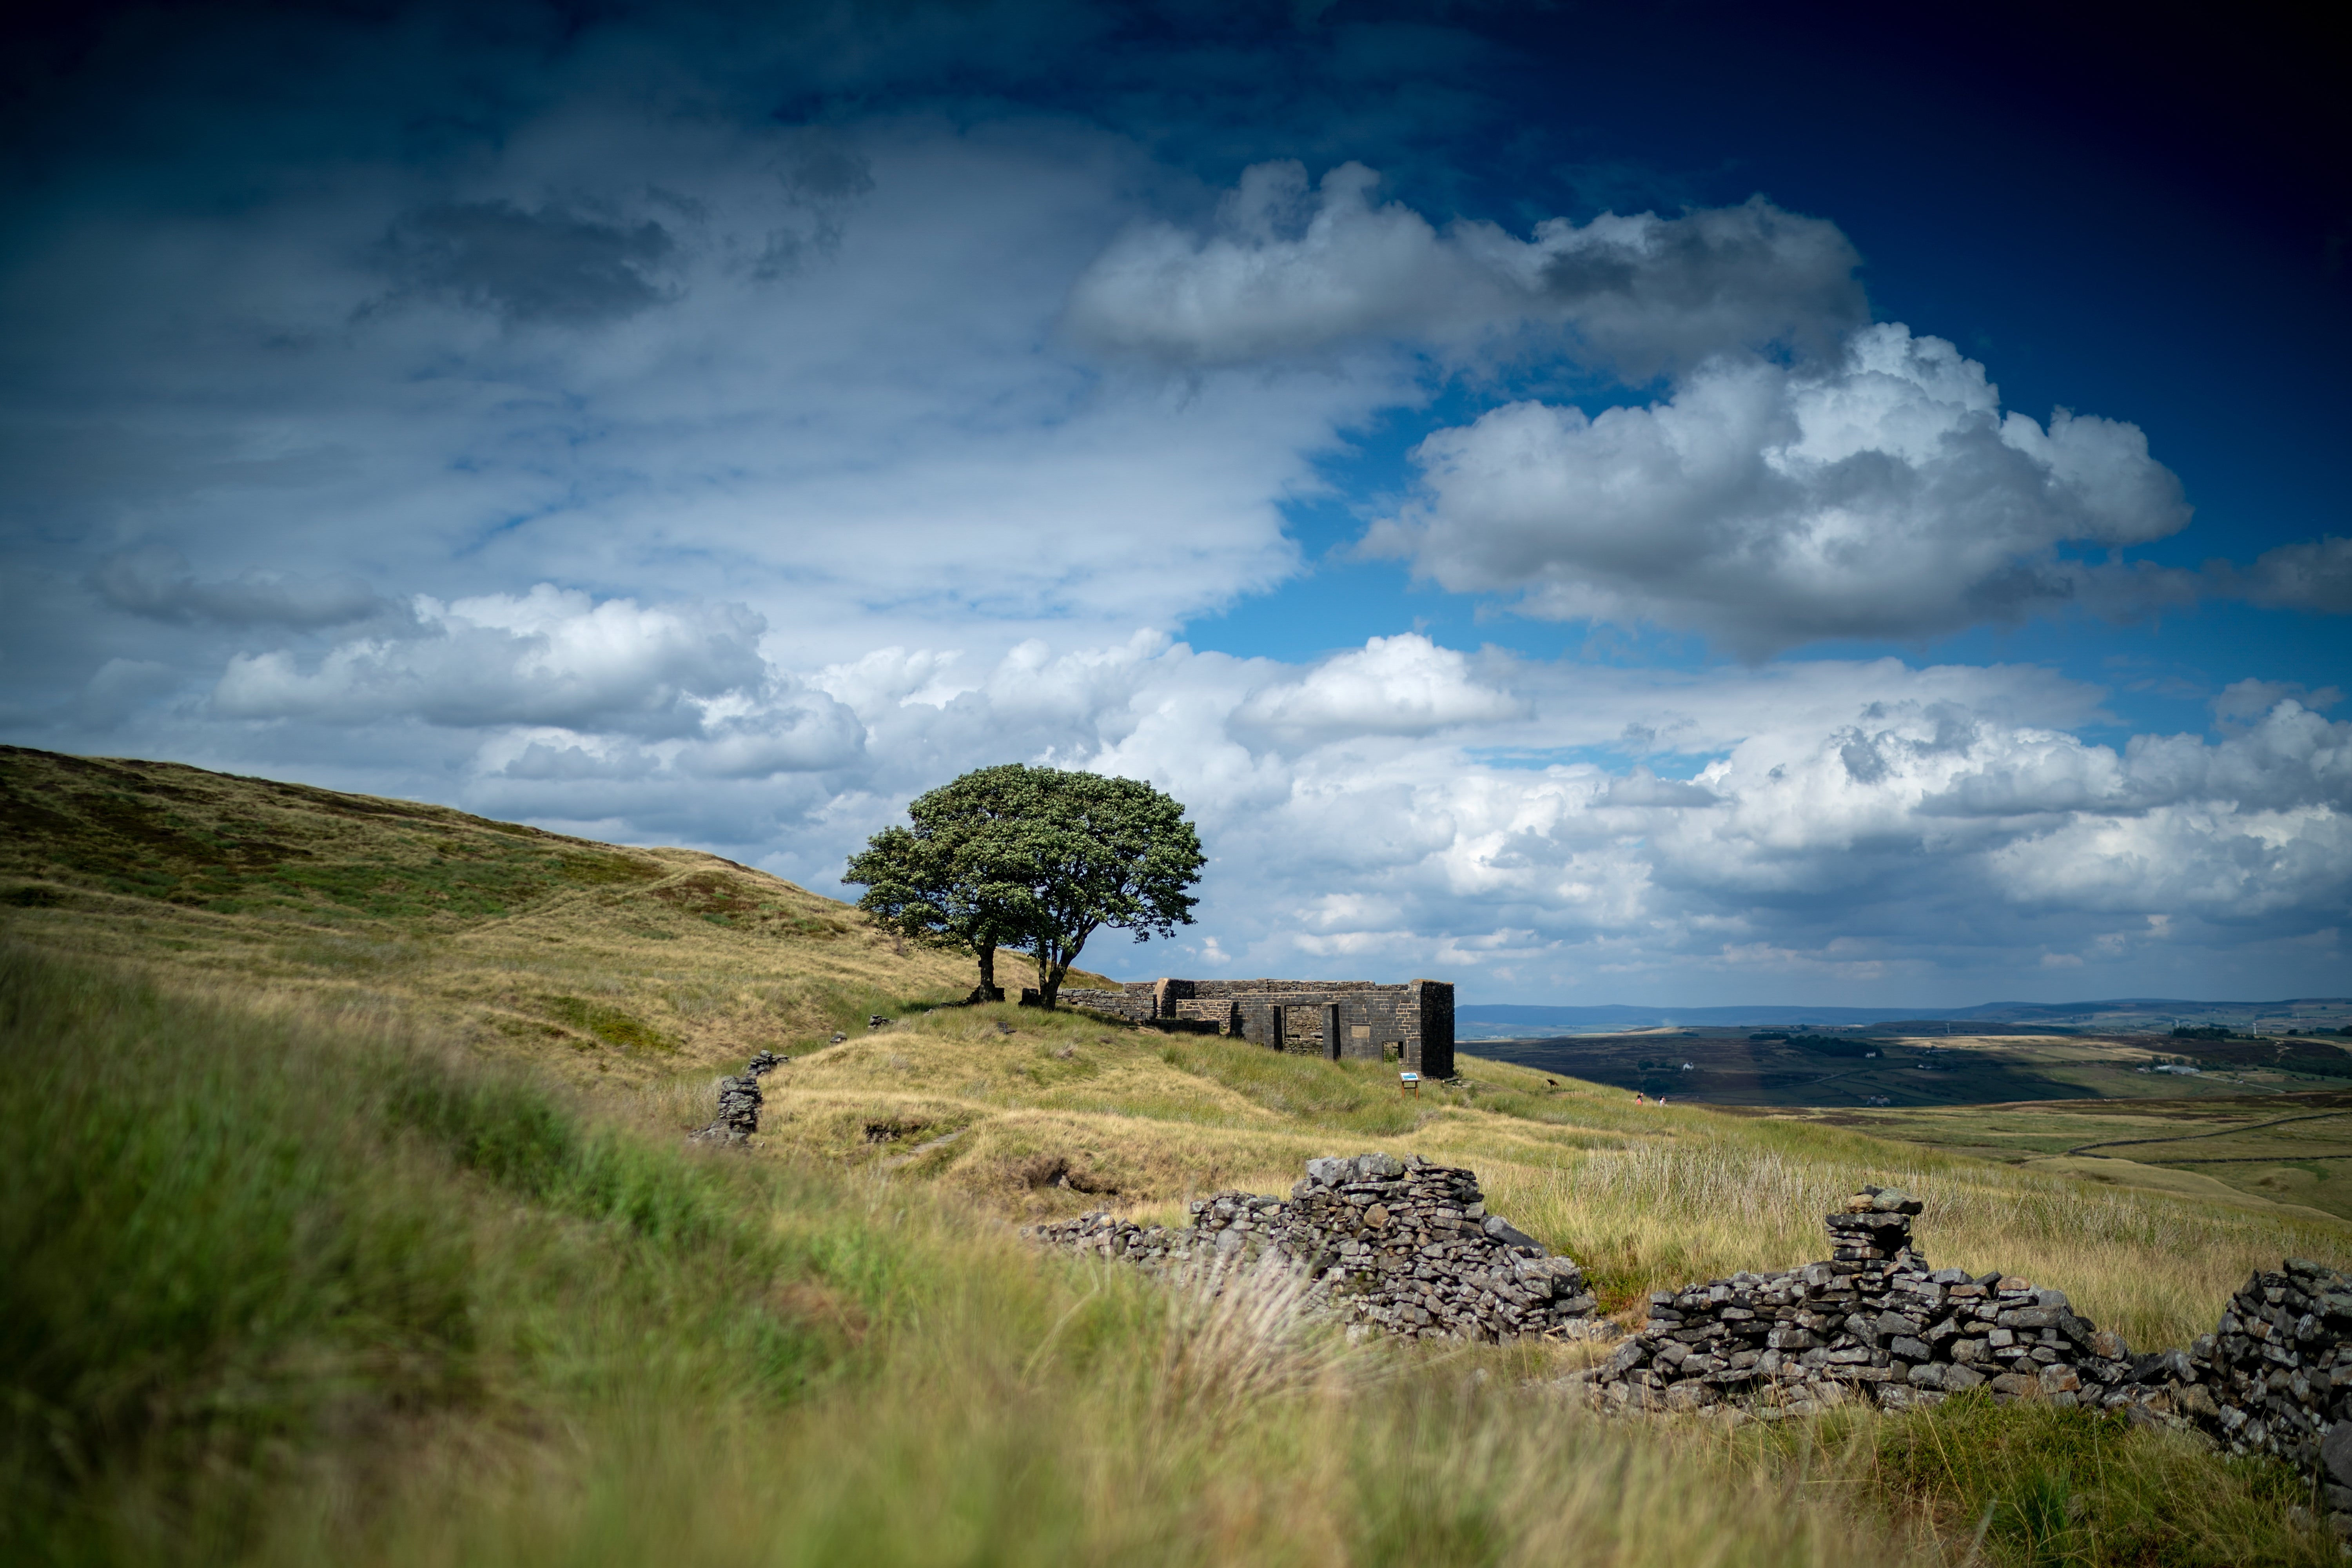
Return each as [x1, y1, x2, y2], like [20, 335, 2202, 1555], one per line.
[3, 945, 2342, 1566]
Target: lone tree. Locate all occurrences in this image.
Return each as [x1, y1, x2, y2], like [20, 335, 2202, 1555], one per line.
[843, 764, 1204, 1009]
[844, 764, 1038, 999]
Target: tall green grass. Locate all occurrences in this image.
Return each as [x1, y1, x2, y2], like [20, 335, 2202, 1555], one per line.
[3, 944, 2336, 1566]
[0, 945, 840, 1560]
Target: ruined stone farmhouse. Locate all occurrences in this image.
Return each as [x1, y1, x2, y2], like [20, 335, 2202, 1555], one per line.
[1058, 977, 1455, 1078]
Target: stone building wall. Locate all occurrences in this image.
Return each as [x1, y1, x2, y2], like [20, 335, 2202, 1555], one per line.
[1056, 977, 1455, 1077]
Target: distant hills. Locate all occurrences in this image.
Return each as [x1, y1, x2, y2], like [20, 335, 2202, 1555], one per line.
[1455, 998, 2352, 1040]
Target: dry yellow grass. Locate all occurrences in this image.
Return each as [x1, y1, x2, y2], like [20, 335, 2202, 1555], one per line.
[639, 998, 2352, 1354]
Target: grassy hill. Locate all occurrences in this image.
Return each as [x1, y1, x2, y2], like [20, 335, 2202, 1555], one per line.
[6, 746, 2350, 1566]
[0, 744, 1114, 1082]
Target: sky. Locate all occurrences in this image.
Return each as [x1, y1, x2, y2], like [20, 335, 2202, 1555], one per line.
[2, 0, 2347, 1006]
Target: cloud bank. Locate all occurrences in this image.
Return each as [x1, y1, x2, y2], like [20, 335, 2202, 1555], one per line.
[1065, 163, 1866, 372]
[150, 586, 2350, 1000]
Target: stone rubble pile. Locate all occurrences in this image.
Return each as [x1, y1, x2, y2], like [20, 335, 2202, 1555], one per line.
[1032, 1154, 2352, 1532]
[1026, 1152, 1601, 1343]
[1581, 1187, 2140, 1418]
[2178, 1260, 2352, 1481]
[690, 1049, 787, 1143]
[1575, 1185, 2352, 1536]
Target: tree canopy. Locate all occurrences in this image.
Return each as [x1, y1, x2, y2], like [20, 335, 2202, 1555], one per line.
[842, 764, 1204, 1007]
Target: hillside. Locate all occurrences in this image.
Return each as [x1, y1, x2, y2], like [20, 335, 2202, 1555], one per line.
[8, 746, 2352, 1565]
[0, 744, 1105, 1082]
[6, 743, 2348, 1347]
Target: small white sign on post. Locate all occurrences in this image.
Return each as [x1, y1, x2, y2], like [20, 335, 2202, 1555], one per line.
[1399, 1071, 1421, 1097]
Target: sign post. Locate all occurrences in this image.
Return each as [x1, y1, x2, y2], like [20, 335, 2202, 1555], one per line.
[1399, 1071, 1420, 1098]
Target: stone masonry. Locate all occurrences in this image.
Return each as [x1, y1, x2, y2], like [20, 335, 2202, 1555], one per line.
[1576, 1186, 2138, 1417]
[1574, 1183, 2352, 1537]
[1056, 978, 1455, 1078]
[1026, 1151, 1597, 1343]
[690, 1049, 787, 1143]
[1035, 1158, 2352, 1530]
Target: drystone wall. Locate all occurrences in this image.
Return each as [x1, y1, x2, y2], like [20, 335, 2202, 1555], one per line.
[1056, 977, 1455, 1077]
[1577, 1188, 2140, 1417]
[1033, 1158, 2352, 1528]
[1575, 1185, 2352, 1536]
[1026, 1152, 1597, 1343]
[690, 1049, 786, 1143]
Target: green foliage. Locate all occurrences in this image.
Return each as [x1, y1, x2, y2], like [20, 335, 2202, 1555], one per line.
[2173, 1025, 2236, 1040]
[988, 768, 1202, 1004]
[846, 764, 1204, 1005]
[844, 766, 1042, 991]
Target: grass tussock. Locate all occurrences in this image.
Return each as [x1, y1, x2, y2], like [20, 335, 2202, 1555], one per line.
[1744, 1392, 2339, 1566]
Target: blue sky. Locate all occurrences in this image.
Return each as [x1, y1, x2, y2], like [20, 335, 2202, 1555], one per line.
[2, 1, 2346, 1005]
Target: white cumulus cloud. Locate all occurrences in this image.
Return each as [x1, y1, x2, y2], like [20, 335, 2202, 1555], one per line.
[1232, 634, 1525, 746]
[1369, 324, 2194, 653]
[212, 585, 784, 738]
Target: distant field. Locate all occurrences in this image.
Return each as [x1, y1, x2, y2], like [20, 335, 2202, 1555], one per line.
[1784, 1093, 2352, 1222]
[1472, 1024, 2352, 1223]
[1458, 996, 2352, 1036]
[1476, 1027, 2352, 1109]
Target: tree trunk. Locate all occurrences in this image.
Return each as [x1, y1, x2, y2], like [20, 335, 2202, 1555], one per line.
[1034, 927, 1094, 1011]
[973, 941, 1007, 1003]
[1034, 946, 1058, 1009]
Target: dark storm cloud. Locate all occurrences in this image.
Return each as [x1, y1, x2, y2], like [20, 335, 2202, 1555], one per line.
[376, 200, 677, 324]
[1062, 167, 1864, 373]
[1531, 197, 1867, 368]
[2222, 537, 2352, 615]
[91, 547, 387, 628]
